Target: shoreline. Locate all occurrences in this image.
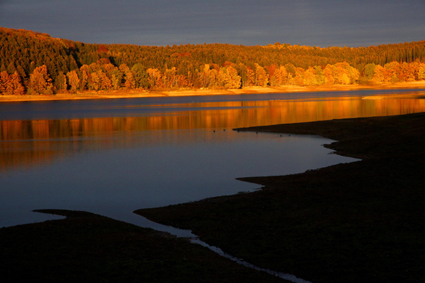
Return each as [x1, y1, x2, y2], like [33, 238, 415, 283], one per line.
[1, 81, 425, 102]
[136, 112, 425, 283]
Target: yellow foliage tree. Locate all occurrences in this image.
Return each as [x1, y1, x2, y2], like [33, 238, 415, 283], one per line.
[255, 64, 268, 87]
[67, 70, 80, 92]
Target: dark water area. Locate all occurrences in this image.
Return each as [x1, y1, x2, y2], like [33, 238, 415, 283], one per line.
[1, 90, 424, 231]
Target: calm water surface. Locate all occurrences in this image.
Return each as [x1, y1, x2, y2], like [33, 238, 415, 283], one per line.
[1, 89, 425, 232]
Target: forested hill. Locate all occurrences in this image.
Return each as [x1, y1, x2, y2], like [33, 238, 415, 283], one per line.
[1, 26, 425, 95]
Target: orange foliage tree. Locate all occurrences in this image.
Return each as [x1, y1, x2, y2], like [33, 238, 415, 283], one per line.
[28, 65, 53, 95]
[0, 71, 25, 95]
[67, 70, 80, 92]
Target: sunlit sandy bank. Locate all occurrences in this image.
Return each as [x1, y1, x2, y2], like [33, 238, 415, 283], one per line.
[1, 81, 425, 103]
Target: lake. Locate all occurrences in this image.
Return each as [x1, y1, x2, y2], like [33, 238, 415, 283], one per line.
[1, 89, 425, 234]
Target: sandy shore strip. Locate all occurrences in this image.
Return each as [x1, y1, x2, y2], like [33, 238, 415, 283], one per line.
[1, 81, 425, 102]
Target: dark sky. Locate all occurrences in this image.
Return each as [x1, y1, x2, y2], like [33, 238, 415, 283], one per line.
[1, 0, 424, 47]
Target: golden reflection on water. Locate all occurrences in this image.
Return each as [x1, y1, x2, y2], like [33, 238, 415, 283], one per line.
[1, 97, 425, 172]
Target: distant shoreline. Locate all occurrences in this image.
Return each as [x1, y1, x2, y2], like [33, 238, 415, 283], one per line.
[1, 81, 425, 103]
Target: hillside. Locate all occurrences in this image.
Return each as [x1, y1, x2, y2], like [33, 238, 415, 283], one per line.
[1, 26, 425, 95]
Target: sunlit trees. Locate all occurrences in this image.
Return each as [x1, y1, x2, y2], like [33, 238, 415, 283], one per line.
[10, 71, 25, 95]
[399, 62, 415, 82]
[246, 67, 255, 86]
[28, 65, 53, 95]
[267, 64, 278, 86]
[382, 61, 400, 83]
[79, 65, 91, 91]
[97, 70, 112, 90]
[223, 66, 241, 89]
[235, 63, 248, 87]
[255, 63, 268, 87]
[110, 69, 123, 90]
[419, 65, 425, 80]
[131, 63, 149, 89]
[0, 71, 25, 95]
[124, 71, 135, 89]
[294, 67, 305, 86]
[314, 66, 324, 85]
[67, 70, 80, 92]
[303, 67, 318, 86]
[372, 65, 385, 84]
[364, 63, 376, 80]
[88, 71, 100, 91]
[2, 26, 425, 95]
[333, 62, 359, 85]
[199, 64, 212, 88]
[55, 71, 67, 91]
[0, 71, 9, 94]
[273, 66, 288, 86]
[323, 65, 335, 85]
[146, 68, 162, 90]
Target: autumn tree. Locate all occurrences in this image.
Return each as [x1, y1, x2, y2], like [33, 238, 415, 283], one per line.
[371, 65, 385, 83]
[110, 69, 123, 90]
[0, 71, 25, 95]
[97, 70, 112, 90]
[124, 71, 135, 89]
[364, 63, 376, 80]
[163, 67, 178, 89]
[10, 72, 25, 95]
[28, 65, 53, 95]
[314, 66, 324, 85]
[271, 66, 288, 86]
[418, 65, 425, 80]
[323, 65, 335, 85]
[67, 70, 80, 92]
[223, 66, 241, 89]
[235, 63, 248, 87]
[303, 67, 318, 86]
[255, 63, 268, 87]
[199, 64, 212, 88]
[245, 67, 255, 86]
[0, 71, 9, 94]
[131, 63, 149, 89]
[146, 68, 162, 89]
[55, 71, 67, 91]
[79, 65, 91, 91]
[88, 72, 100, 91]
[294, 67, 305, 86]
[267, 64, 278, 86]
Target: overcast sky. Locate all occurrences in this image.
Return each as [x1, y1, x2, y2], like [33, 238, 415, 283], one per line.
[1, 0, 424, 47]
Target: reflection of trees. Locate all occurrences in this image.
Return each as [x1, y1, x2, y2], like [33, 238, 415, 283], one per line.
[1, 98, 425, 172]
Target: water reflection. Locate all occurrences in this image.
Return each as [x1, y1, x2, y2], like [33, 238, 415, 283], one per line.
[1, 92, 425, 229]
[1, 96, 425, 172]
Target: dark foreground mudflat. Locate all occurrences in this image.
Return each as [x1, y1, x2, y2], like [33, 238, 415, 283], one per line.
[0, 210, 285, 283]
[136, 112, 425, 283]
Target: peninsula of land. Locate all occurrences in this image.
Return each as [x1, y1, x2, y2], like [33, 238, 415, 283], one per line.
[136, 112, 425, 283]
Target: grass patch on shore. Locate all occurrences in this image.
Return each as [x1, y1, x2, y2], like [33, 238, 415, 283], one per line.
[136, 112, 425, 283]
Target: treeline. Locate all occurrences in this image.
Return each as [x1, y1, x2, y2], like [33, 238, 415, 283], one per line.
[1, 26, 425, 95]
